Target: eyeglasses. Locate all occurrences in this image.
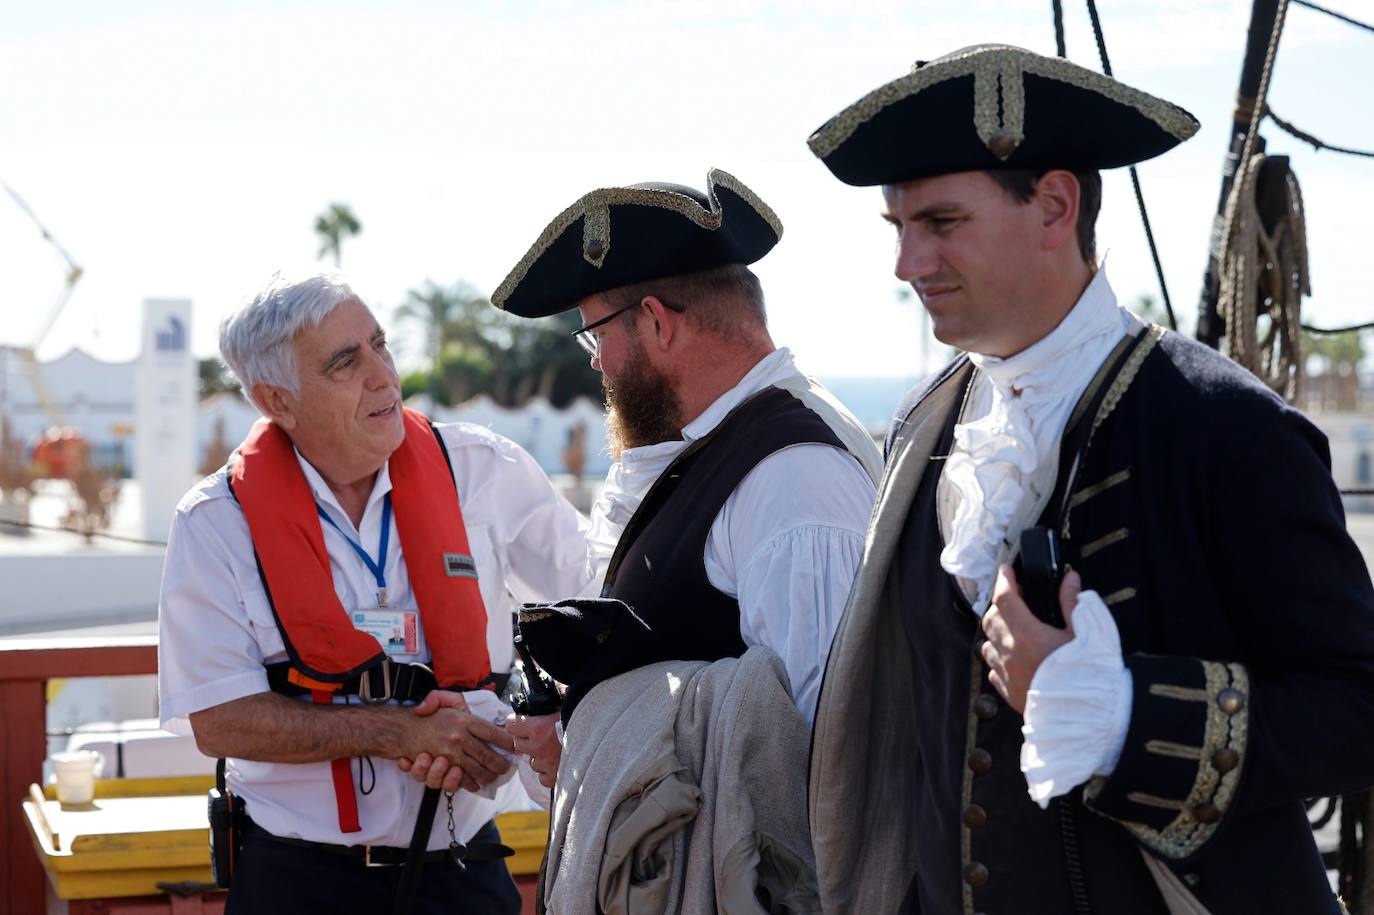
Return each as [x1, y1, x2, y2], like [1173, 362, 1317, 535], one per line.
[570, 298, 686, 357]
[571, 302, 639, 357]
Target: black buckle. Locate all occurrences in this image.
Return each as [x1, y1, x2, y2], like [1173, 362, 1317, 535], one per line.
[358, 660, 393, 704]
[364, 845, 403, 868]
[396, 662, 435, 703]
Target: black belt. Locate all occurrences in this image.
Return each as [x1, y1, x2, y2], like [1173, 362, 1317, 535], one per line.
[245, 821, 512, 867]
[266, 661, 510, 704]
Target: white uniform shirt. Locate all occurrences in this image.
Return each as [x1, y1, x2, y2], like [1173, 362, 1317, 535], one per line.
[157, 422, 594, 848]
[586, 348, 882, 724]
[935, 266, 1138, 805]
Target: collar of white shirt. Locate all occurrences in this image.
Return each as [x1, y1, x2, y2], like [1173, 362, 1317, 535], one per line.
[681, 345, 799, 443]
[294, 446, 393, 534]
[587, 346, 806, 577]
[613, 345, 801, 469]
[968, 262, 1124, 403]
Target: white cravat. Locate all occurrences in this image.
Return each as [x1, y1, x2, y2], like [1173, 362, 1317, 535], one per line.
[936, 266, 1139, 806]
[941, 265, 1131, 614]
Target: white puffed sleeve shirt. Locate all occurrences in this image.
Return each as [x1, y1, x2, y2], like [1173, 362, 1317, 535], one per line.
[585, 348, 882, 725]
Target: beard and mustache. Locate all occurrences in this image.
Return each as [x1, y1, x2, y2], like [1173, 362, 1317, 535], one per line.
[603, 331, 683, 459]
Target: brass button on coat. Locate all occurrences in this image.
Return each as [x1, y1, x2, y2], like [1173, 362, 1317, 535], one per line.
[963, 804, 988, 829]
[1193, 802, 1222, 824]
[968, 748, 993, 774]
[964, 861, 990, 887]
[974, 694, 999, 719]
[1216, 687, 1245, 716]
[1213, 748, 1240, 773]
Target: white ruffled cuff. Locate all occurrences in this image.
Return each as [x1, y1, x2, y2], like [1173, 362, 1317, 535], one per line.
[516, 756, 552, 811]
[1019, 589, 1133, 808]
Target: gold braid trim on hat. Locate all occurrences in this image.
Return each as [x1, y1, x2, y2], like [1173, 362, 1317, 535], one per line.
[808, 44, 1199, 162]
[710, 168, 784, 239]
[491, 168, 783, 311]
[517, 609, 555, 623]
[973, 55, 1026, 159]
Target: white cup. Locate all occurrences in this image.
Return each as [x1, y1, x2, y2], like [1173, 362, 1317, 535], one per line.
[51, 750, 103, 807]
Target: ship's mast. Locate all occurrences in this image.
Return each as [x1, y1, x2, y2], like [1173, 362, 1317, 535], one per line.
[1194, 0, 1285, 349]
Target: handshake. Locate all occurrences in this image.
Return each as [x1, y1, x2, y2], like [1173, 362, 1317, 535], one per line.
[395, 690, 562, 796]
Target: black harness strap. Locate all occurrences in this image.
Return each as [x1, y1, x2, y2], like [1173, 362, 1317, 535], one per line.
[393, 787, 442, 915]
[265, 659, 438, 703]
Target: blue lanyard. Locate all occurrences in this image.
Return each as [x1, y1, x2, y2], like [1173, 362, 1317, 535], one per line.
[316, 493, 392, 607]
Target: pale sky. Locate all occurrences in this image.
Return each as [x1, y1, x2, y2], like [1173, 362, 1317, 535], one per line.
[3, 0, 1371, 378]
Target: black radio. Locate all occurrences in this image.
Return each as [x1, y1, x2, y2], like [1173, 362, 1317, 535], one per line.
[511, 631, 562, 717]
[1017, 526, 1067, 629]
[207, 759, 245, 888]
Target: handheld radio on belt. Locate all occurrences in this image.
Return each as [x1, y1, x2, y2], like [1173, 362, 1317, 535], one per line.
[207, 758, 243, 888]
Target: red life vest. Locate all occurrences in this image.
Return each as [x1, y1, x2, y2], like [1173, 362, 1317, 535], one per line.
[230, 407, 492, 691]
[229, 407, 493, 834]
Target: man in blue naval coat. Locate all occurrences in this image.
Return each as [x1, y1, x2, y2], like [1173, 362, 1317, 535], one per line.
[806, 44, 1374, 914]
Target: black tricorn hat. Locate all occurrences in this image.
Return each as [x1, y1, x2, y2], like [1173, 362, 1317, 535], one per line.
[517, 598, 668, 724]
[810, 44, 1200, 187]
[491, 168, 782, 318]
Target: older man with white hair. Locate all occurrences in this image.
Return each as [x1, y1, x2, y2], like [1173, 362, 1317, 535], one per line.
[157, 273, 594, 914]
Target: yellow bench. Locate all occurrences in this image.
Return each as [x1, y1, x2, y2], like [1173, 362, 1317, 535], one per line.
[24, 775, 548, 901]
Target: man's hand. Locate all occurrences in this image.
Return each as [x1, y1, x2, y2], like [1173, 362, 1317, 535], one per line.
[395, 690, 514, 794]
[980, 565, 1082, 713]
[507, 712, 562, 789]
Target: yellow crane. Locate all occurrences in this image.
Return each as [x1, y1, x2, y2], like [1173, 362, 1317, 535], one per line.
[2, 177, 83, 430]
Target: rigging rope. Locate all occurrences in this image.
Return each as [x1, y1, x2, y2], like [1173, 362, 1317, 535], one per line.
[1216, 0, 1309, 401]
[1266, 107, 1374, 159]
[1083, 0, 1178, 332]
[1303, 320, 1374, 334]
[1218, 154, 1308, 400]
[1052, 0, 1067, 57]
[0, 516, 167, 547]
[1292, 0, 1374, 36]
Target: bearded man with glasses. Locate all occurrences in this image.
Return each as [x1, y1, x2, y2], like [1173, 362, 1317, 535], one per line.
[400, 170, 880, 904]
[489, 170, 880, 730]
[525, 168, 878, 693]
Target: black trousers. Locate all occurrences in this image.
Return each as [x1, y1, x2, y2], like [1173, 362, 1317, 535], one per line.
[225, 819, 522, 915]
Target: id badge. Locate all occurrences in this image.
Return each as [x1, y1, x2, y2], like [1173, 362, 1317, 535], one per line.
[352, 608, 420, 657]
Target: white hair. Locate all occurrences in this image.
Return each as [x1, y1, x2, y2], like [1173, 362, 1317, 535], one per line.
[219, 272, 359, 411]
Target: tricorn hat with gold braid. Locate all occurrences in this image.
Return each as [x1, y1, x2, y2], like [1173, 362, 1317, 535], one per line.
[810, 44, 1199, 187]
[492, 168, 782, 318]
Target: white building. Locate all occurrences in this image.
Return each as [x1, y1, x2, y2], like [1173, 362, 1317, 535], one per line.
[3, 345, 612, 480]
[0, 346, 137, 471]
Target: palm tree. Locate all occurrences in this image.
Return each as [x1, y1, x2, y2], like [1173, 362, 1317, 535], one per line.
[399, 281, 458, 379]
[314, 203, 362, 268]
[397, 281, 489, 400]
[398, 279, 603, 408]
